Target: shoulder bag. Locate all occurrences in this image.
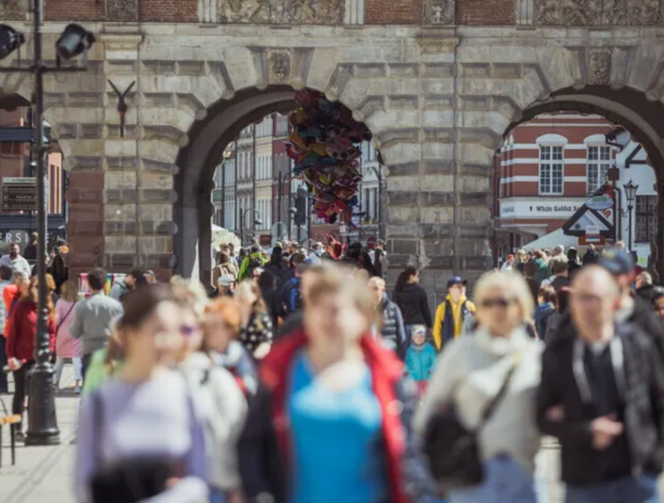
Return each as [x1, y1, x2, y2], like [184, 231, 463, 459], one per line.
[423, 353, 520, 493]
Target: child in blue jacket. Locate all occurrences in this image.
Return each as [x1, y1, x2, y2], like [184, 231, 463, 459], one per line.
[405, 325, 437, 396]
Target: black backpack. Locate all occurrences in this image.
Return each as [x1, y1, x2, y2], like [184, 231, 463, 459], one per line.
[423, 354, 519, 494]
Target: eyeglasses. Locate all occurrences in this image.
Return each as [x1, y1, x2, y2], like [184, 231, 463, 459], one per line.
[180, 325, 199, 337]
[480, 298, 517, 309]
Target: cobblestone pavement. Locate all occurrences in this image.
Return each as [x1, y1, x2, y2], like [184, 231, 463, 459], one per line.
[0, 365, 660, 503]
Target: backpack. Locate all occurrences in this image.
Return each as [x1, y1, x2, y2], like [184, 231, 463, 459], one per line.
[285, 278, 303, 314]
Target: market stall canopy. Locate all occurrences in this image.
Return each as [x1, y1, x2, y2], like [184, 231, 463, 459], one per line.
[212, 225, 240, 250]
[522, 228, 580, 251]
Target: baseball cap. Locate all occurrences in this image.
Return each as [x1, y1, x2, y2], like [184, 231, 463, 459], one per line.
[411, 325, 427, 336]
[218, 275, 234, 287]
[599, 248, 634, 276]
[446, 276, 467, 290]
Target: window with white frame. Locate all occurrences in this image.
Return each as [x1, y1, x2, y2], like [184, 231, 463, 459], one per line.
[539, 145, 564, 195]
[587, 145, 611, 194]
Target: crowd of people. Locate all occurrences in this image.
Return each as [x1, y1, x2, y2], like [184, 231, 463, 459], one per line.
[1, 236, 664, 503]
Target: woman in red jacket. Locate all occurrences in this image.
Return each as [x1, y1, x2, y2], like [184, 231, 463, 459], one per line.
[6, 276, 56, 442]
[238, 264, 431, 503]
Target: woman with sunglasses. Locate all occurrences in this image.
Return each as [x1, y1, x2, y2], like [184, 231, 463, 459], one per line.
[415, 271, 542, 503]
[75, 286, 207, 503]
[181, 296, 248, 503]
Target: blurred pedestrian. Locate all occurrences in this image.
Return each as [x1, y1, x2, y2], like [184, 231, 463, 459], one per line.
[393, 266, 433, 346]
[0, 265, 13, 393]
[239, 265, 429, 503]
[181, 298, 247, 503]
[205, 297, 259, 397]
[537, 266, 664, 503]
[0, 243, 30, 278]
[600, 249, 664, 362]
[416, 271, 542, 503]
[583, 244, 601, 266]
[236, 281, 273, 358]
[534, 285, 556, 340]
[651, 287, 664, 325]
[265, 246, 287, 286]
[70, 268, 124, 379]
[566, 247, 581, 279]
[258, 270, 280, 329]
[406, 325, 436, 396]
[635, 271, 656, 303]
[432, 276, 476, 352]
[54, 279, 82, 393]
[6, 276, 56, 442]
[109, 268, 147, 301]
[368, 277, 407, 359]
[75, 287, 208, 503]
[213, 251, 239, 287]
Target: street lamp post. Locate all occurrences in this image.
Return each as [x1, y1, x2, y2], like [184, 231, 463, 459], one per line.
[0, 1, 95, 446]
[623, 180, 639, 251]
[239, 208, 263, 246]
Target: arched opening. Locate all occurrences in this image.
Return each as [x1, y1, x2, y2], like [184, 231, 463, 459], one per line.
[495, 85, 664, 277]
[175, 85, 377, 284]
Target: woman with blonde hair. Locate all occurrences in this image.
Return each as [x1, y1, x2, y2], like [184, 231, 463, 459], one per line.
[415, 271, 542, 503]
[239, 265, 429, 503]
[235, 280, 273, 357]
[54, 279, 83, 392]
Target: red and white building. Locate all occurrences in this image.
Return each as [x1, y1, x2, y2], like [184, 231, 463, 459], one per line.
[494, 114, 615, 253]
[493, 113, 658, 267]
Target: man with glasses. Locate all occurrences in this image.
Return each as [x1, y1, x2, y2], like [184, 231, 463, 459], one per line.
[537, 266, 664, 503]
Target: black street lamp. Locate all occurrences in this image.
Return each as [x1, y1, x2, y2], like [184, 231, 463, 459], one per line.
[623, 180, 639, 251]
[239, 208, 263, 246]
[0, 1, 95, 446]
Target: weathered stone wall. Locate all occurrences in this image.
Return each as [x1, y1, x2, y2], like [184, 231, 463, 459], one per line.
[2, 1, 664, 291]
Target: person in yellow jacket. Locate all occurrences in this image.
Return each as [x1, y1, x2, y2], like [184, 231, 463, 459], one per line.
[432, 276, 476, 350]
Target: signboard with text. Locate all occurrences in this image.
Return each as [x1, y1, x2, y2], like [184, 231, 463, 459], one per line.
[2, 177, 36, 213]
[499, 198, 583, 219]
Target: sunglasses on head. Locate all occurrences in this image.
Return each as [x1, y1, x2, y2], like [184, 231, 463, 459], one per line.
[480, 297, 517, 309]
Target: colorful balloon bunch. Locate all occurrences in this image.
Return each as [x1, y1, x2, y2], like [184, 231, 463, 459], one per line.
[287, 89, 371, 224]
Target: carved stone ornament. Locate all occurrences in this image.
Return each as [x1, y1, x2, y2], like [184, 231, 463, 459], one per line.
[586, 48, 613, 85]
[423, 0, 455, 25]
[268, 49, 292, 83]
[0, 0, 26, 21]
[218, 0, 344, 24]
[537, 0, 663, 26]
[106, 0, 139, 22]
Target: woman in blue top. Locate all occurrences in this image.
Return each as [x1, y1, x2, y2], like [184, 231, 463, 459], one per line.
[239, 264, 433, 503]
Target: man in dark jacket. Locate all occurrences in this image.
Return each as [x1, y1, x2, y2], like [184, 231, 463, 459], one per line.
[602, 249, 664, 362]
[537, 266, 664, 502]
[369, 277, 407, 359]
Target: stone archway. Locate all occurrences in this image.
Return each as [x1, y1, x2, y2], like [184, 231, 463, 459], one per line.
[174, 86, 298, 281]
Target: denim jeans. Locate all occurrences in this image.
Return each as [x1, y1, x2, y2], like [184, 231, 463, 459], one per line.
[448, 456, 537, 503]
[565, 474, 659, 503]
[208, 488, 225, 503]
[53, 357, 83, 386]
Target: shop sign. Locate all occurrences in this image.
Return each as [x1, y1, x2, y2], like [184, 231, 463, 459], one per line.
[2, 177, 36, 213]
[585, 194, 614, 211]
[500, 198, 583, 219]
